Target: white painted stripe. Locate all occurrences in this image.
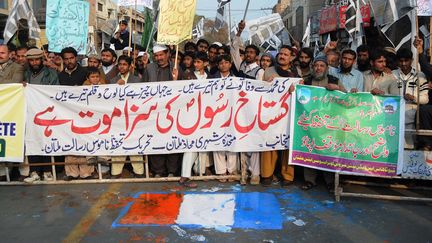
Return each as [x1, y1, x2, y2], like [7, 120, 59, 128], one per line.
[175, 194, 235, 227]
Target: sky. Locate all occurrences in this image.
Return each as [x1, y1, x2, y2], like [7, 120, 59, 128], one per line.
[195, 0, 279, 26]
[114, 0, 279, 26]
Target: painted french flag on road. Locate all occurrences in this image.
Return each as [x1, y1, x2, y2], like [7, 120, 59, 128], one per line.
[112, 192, 282, 230]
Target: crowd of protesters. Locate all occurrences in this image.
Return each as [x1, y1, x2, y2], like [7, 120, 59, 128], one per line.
[1, 19, 431, 190]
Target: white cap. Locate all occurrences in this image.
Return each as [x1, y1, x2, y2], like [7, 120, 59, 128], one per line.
[212, 42, 223, 47]
[137, 51, 146, 57]
[153, 44, 168, 53]
[123, 46, 133, 51]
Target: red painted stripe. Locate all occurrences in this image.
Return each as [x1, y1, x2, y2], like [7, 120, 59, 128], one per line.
[119, 193, 183, 225]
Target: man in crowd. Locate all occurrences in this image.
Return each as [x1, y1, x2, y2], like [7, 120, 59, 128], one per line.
[363, 49, 399, 95]
[109, 55, 143, 178]
[143, 44, 183, 177]
[110, 55, 141, 84]
[262, 45, 299, 187]
[329, 49, 364, 93]
[87, 54, 101, 69]
[0, 44, 24, 181]
[196, 39, 209, 52]
[58, 47, 87, 86]
[297, 47, 314, 80]
[0, 44, 24, 84]
[15, 46, 29, 67]
[207, 43, 220, 75]
[238, 44, 264, 80]
[356, 45, 371, 72]
[302, 55, 345, 191]
[392, 48, 429, 148]
[100, 48, 119, 82]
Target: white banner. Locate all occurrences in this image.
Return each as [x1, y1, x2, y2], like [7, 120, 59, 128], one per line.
[402, 150, 432, 180]
[118, 0, 153, 8]
[25, 78, 298, 156]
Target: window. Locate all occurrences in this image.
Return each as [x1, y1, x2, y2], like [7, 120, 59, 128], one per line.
[32, 0, 46, 10]
[98, 3, 103, 12]
[0, 1, 7, 9]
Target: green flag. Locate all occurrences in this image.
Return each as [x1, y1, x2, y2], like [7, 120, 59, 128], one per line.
[141, 8, 153, 54]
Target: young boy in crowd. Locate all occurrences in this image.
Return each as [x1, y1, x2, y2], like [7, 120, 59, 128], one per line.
[179, 52, 213, 187]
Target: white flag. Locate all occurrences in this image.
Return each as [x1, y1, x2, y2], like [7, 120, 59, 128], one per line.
[3, 0, 41, 43]
[118, 0, 153, 9]
[192, 18, 205, 40]
[302, 19, 311, 48]
[351, 0, 364, 50]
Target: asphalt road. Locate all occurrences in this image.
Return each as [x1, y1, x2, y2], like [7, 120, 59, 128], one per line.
[0, 180, 431, 243]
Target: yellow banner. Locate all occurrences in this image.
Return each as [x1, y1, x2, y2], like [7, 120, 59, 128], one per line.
[0, 84, 25, 162]
[157, 0, 197, 45]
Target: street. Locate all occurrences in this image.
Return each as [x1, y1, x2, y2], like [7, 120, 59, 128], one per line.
[0, 180, 431, 242]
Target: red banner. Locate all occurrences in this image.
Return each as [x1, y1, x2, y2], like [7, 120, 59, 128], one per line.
[319, 6, 338, 34]
[339, 4, 371, 29]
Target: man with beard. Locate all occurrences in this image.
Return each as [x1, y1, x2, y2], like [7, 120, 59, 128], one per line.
[297, 47, 314, 80]
[356, 45, 370, 72]
[363, 49, 398, 95]
[58, 47, 87, 86]
[302, 55, 345, 191]
[329, 49, 364, 92]
[24, 48, 59, 85]
[22, 49, 59, 183]
[100, 48, 119, 83]
[142, 44, 183, 178]
[87, 54, 101, 69]
[262, 45, 299, 187]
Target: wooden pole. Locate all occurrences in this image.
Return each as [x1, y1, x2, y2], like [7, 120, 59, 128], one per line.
[416, 14, 420, 132]
[132, 0, 138, 72]
[228, 2, 232, 42]
[128, 7, 133, 57]
[242, 0, 251, 21]
[429, 17, 432, 63]
[174, 44, 179, 68]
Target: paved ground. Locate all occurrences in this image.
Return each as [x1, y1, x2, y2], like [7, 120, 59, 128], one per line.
[0, 180, 431, 243]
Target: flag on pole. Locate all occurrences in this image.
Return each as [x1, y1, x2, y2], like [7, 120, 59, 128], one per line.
[351, 0, 364, 50]
[302, 19, 311, 48]
[118, 0, 153, 9]
[344, 0, 357, 38]
[141, 8, 154, 50]
[325, 34, 331, 48]
[313, 40, 320, 57]
[381, 9, 415, 51]
[192, 18, 205, 40]
[214, 0, 230, 32]
[3, 0, 41, 44]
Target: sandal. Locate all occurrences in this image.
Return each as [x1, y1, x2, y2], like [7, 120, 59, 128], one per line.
[301, 181, 315, 190]
[179, 178, 198, 188]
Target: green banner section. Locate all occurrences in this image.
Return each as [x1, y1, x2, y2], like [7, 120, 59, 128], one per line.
[289, 85, 403, 177]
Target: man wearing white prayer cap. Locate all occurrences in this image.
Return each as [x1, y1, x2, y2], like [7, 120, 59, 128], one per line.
[142, 44, 184, 178]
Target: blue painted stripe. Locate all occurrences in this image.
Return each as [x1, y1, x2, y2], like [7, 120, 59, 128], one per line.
[233, 192, 283, 230]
